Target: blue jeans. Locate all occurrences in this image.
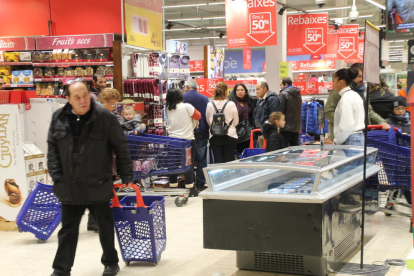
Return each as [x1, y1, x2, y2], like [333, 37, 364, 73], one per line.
[194, 132, 208, 189]
[342, 133, 364, 146]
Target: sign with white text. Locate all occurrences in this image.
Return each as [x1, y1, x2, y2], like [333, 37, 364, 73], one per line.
[325, 25, 359, 60]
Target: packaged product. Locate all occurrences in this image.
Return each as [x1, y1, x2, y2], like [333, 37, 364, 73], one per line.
[21, 70, 33, 84]
[57, 68, 65, 77]
[35, 83, 41, 95]
[96, 66, 106, 75]
[83, 49, 96, 61]
[3, 76, 11, 84]
[19, 52, 32, 62]
[12, 71, 22, 84]
[74, 67, 84, 77]
[43, 52, 53, 62]
[105, 66, 114, 75]
[44, 67, 55, 77]
[33, 68, 43, 77]
[84, 67, 94, 76]
[96, 49, 109, 61]
[0, 51, 4, 62]
[64, 67, 74, 76]
[72, 50, 83, 61]
[56, 49, 62, 60]
[62, 49, 70, 60]
[0, 66, 12, 76]
[4, 52, 20, 62]
[33, 52, 44, 62]
[52, 50, 57, 60]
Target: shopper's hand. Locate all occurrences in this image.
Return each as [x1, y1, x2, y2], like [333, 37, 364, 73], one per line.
[324, 138, 334, 145]
[382, 123, 391, 130]
[125, 182, 133, 188]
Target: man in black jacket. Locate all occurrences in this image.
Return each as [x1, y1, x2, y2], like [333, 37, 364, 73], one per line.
[47, 80, 133, 276]
[253, 81, 281, 130]
[279, 77, 302, 146]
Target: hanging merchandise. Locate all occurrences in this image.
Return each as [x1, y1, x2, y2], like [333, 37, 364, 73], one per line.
[159, 53, 169, 79]
[169, 54, 180, 78]
[123, 78, 160, 102]
[148, 52, 161, 77]
[179, 55, 190, 78]
[302, 100, 328, 135]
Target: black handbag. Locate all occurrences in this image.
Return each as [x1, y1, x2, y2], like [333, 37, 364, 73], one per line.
[236, 119, 252, 143]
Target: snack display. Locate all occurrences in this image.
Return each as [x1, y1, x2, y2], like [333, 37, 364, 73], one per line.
[33, 68, 43, 77]
[64, 67, 74, 76]
[43, 52, 53, 62]
[57, 68, 65, 76]
[22, 70, 33, 84]
[84, 67, 94, 76]
[36, 82, 56, 95]
[44, 67, 55, 77]
[4, 52, 20, 62]
[0, 66, 12, 76]
[33, 52, 44, 62]
[19, 52, 32, 62]
[12, 71, 21, 84]
[0, 52, 4, 62]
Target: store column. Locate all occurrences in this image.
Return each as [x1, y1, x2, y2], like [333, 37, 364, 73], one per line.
[265, 0, 287, 93]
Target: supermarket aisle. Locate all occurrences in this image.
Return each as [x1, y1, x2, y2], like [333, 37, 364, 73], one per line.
[0, 196, 412, 276]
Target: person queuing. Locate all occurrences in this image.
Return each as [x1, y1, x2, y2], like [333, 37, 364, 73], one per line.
[206, 82, 239, 163]
[263, 112, 286, 152]
[368, 76, 396, 120]
[91, 73, 107, 96]
[325, 63, 390, 141]
[278, 77, 302, 146]
[332, 68, 365, 146]
[47, 80, 133, 276]
[98, 88, 123, 122]
[386, 96, 411, 134]
[183, 79, 209, 192]
[228, 83, 257, 154]
[166, 87, 200, 197]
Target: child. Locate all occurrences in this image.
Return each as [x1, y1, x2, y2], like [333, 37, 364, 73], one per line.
[263, 112, 286, 152]
[386, 96, 411, 134]
[120, 106, 143, 135]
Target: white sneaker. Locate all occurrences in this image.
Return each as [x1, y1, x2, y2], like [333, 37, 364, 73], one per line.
[169, 183, 178, 188]
[185, 183, 194, 189]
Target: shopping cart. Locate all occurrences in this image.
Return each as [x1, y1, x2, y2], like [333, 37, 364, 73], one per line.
[240, 129, 267, 158]
[124, 134, 192, 207]
[15, 182, 62, 243]
[366, 125, 411, 224]
[112, 184, 166, 266]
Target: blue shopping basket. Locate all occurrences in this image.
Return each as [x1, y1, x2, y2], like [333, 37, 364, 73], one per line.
[112, 184, 166, 266]
[240, 129, 266, 158]
[126, 134, 192, 180]
[16, 182, 61, 241]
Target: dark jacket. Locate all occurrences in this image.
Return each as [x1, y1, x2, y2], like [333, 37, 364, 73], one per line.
[386, 112, 411, 134]
[279, 86, 302, 132]
[47, 102, 133, 205]
[369, 88, 397, 120]
[228, 93, 257, 126]
[183, 89, 209, 135]
[254, 91, 281, 130]
[263, 122, 285, 152]
[120, 114, 142, 135]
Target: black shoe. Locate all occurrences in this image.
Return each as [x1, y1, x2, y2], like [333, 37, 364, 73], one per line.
[103, 265, 120, 276]
[87, 226, 99, 233]
[51, 272, 70, 276]
[189, 187, 199, 197]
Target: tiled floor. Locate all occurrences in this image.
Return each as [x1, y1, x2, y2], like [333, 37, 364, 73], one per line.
[0, 194, 412, 276]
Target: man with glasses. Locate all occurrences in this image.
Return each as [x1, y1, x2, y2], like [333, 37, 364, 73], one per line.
[47, 80, 133, 276]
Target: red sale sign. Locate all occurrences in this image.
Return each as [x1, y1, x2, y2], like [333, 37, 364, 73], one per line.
[325, 25, 359, 60]
[190, 60, 204, 72]
[196, 79, 258, 98]
[291, 60, 335, 72]
[226, 0, 277, 48]
[287, 13, 328, 55]
[243, 47, 252, 70]
[294, 81, 332, 95]
[345, 32, 364, 64]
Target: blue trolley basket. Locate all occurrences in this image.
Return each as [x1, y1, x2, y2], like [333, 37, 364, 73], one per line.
[240, 129, 266, 159]
[112, 184, 166, 266]
[15, 182, 62, 243]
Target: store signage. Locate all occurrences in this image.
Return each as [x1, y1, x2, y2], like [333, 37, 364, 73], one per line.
[364, 21, 380, 84]
[291, 60, 335, 72]
[345, 32, 364, 64]
[223, 49, 265, 74]
[168, 40, 188, 54]
[190, 60, 204, 72]
[243, 47, 252, 70]
[196, 79, 257, 98]
[279, 62, 289, 78]
[325, 25, 359, 60]
[0, 37, 35, 51]
[263, 62, 266, 73]
[225, 0, 277, 48]
[311, 55, 321, 59]
[124, 0, 163, 51]
[407, 40, 414, 64]
[287, 13, 328, 56]
[207, 46, 225, 79]
[36, 34, 114, 50]
[294, 81, 333, 95]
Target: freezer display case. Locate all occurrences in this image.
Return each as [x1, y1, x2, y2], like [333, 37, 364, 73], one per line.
[200, 146, 380, 276]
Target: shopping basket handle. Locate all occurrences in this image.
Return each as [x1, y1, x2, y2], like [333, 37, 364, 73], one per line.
[249, 129, 264, 149]
[367, 125, 399, 132]
[112, 184, 147, 209]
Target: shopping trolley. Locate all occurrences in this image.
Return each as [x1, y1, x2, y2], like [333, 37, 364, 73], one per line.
[240, 129, 267, 158]
[112, 184, 166, 266]
[15, 182, 62, 243]
[122, 134, 193, 207]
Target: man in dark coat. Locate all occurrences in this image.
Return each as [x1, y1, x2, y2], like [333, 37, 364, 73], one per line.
[279, 77, 302, 146]
[253, 81, 281, 130]
[47, 80, 133, 276]
[91, 73, 107, 96]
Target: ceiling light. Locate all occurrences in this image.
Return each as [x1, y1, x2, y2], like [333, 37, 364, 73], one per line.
[172, 36, 227, 41]
[219, 31, 225, 39]
[307, 6, 351, 12]
[166, 22, 174, 30]
[165, 26, 226, 31]
[330, 14, 372, 20]
[168, 16, 226, 21]
[164, 2, 225, 8]
[364, 0, 386, 10]
[278, 6, 286, 15]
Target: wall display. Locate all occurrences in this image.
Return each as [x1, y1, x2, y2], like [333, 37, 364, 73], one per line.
[243, 47, 252, 70]
[287, 13, 328, 56]
[208, 46, 225, 79]
[325, 25, 359, 60]
[290, 60, 335, 72]
[225, 0, 277, 48]
[364, 21, 380, 84]
[190, 60, 204, 72]
[408, 40, 414, 64]
[345, 32, 364, 64]
[168, 40, 188, 54]
[0, 105, 27, 221]
[294, 81, 332, 95]
[386, 0, 414, 40]
[124, 0, 162, 50]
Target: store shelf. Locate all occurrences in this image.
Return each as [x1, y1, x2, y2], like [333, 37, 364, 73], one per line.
[5, 84, 34, 88]
[0, 62, 32, 66]
[33, 62, 113, 67]
[34, 76, 114, 82]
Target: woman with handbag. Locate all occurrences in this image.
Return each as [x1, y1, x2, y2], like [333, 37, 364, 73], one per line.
[166, 88, 200, 196]
[228, 83, 257, 154]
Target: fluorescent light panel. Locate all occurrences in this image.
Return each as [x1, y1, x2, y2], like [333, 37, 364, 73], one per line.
[330, 14, 373, 20]
[165, 25, 226, 31]
[164, 2, 225, 8]
[168, 16, 225, 21]
[364, 0, 386, 10]
[286, 6, 351, 14]
[172, 36, 227, 41]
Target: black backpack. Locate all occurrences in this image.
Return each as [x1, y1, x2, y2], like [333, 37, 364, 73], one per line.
[210, 101, 233, 136]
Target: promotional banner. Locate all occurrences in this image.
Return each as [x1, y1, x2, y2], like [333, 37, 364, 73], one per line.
[196, 79, 257, 98]
[224, 49, 265, 74]
[294, 81, 333, 95]
[190, 60, 204, 72]
[124, 0, 163, 50]
[364, 21, 380, 84]
[287, 13, 328, 56]
[290, 60, 335, 72]
[263, 62, 266, 73]
[345, 32, 365, 64]
[208, 46, 225, 79]
[225, 0, 277, 48]
[36, 34, 114, 50]
[168, 40, 188, 54]
[0, 105, 27, 221]
[408, 40, 414, 64]
[325, 25, 359, 60]
[279, 62, 289, 78]
[0, 37, 35, 51]
[243, 47, 252, 70]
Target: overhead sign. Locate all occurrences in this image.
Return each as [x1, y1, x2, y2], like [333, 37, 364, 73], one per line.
[167, 40, 188, 54]
[0, 37, 35, 51]
[225, 0, 277, 48]
[207, 46, 225, 79]
[291, 60, 335, 72]
[325, 25, 359, 60]
[294, 81, 333, 95]
[243, 47, 252, 70]
[36, 34, 114, 50]
[224, 49, 265, 74]
[279, 62, 289, 78]
[287, 13, 328, 56]
[190, 60, 204, 72]
[364, 21, 380, 84]
[124, 0, 163, 50]
[346, 32, 365, 64]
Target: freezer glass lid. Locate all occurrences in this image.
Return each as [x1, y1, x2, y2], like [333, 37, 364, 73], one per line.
[239, 148, 364, 168]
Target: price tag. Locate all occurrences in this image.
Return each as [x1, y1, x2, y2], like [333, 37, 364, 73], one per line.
[150, 67, 161, 72]
[148, 119, 154, 124]
[154, 118, 163, 124]
[11, 84, 18, 87]
[180, 69, 190, 74]
[169, 68, 179, 74]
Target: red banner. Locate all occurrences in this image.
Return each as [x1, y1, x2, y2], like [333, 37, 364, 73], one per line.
[225, 0, 277, 48]
[0, 37, 35, 51]
[36, 34, 114, 50]
[294, 81, 332, 95]
[287, 13, 328, 56]
[325, 25, 359, 60]
[291, 60, 335, 72]
[196, 79, 257, 98]
[345, 32, 364, 64]
[243, 47, 252, 70]
[263, 62, 266, 73]
[190, 60, 204, 72]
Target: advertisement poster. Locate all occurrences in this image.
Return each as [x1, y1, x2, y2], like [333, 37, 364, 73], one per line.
[386, 0, 414, 40]
[196, 79, 257, 98]
[408, 40, 414, 64]
[243, 47, 252, 70]
[290, 60, 335, 72]
[0, 105, 26, 221]
[345, 32, 365, 64]
[287, 13, 328, 56]
[224, 49, 265, 74]
[225, 0, 277, 48]
[294, 81, 333, 95]
[124, 0, 163, 51]
[279, 62, 289, 78]
[325, 25, 359, 60]
[364, 21, 380, 84]
[168, 40, 188, 54]
[208, 46, 225, 79]
[190, 60, 204, 72]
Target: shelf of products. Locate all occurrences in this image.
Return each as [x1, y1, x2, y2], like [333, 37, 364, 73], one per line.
[33, 76, 114, 83]
[33, 62, 113, 67]
[0, 62, 32, 66]
[4, 84, 34, 88]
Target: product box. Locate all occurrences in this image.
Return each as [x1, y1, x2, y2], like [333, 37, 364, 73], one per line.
[4, 52, 20, 62]
[3, 76, 11, 84]
[36, 173, 47, 185]
[62, 49, 70, 60]
[26, 175, 37, 192]
[95, 49, 109, 61]
[0, 66, 12, 76]
[72, 49, 83, 62]
[33, 51, 44, 62]
[83, 49, 96, 62]
[0, 51, 4, 62]
[21, 70, 33, 84]
[43, 52, 53, 62]
[24, 142, 46, 173]
[11, 71, 22, 84]
[19, 52, 32, 62]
